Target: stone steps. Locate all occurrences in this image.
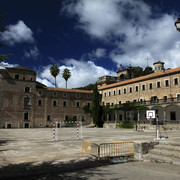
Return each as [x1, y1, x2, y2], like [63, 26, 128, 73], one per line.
[143, 141, 180, 165]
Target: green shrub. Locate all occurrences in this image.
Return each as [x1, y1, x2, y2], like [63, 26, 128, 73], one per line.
[117, 118, 135, 129]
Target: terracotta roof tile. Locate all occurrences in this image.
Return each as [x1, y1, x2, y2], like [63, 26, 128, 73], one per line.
[99, 67, 180, 90]
[45, 87, 93, 93]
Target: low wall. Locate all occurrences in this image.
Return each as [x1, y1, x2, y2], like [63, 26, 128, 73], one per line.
[134, 141, 159, 161]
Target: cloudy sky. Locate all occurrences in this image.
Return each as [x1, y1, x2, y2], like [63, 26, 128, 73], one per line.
[1, 0, 180, 88]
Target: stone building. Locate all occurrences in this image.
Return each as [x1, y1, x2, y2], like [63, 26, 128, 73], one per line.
[0, 66, 92, 128]
[98, 61, 180, 124]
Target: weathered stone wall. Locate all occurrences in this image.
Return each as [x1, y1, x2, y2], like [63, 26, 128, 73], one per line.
[0, 67, 93, 128]
[134, 141, 159, 161]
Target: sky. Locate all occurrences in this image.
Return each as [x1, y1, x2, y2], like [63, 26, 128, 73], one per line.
[1, 0, 180, 88]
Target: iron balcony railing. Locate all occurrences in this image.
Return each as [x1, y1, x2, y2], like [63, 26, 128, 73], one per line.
[105, 97, 180, 107]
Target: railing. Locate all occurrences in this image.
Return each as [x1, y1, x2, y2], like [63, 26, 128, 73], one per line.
[82, 140, 134, 159]
[105, 97, 180, 107]
[99, 141, 134, 159]
[139, 97, 180, 106]
[82, 139, 99, 158]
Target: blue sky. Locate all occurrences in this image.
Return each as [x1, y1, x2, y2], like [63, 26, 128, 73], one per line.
[1, 0, 180, 88]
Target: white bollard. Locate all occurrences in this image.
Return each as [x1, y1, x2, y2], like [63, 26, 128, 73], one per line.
[55, 121, 59, 141]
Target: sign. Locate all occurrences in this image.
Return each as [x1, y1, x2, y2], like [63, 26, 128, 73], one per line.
[146, 110, 155, 119]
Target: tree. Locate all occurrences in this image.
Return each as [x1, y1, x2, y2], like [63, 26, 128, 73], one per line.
[50, 64, 60, 88]
[76, 83, 95, 90]
[62, 68, 71, 89]
[91, 83, 103, 127]
[133, 66, 143, 78]
[0, 14, 11, 62]
[142, 66, 154, 76]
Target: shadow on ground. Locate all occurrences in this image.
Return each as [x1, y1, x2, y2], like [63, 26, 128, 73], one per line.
[0, 158, 120, 180]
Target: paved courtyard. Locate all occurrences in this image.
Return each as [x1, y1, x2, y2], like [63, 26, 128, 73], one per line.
[0, 127, 180, 179]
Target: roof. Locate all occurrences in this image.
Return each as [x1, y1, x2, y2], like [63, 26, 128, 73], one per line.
[99, 67, 180, 90]
[6, 66, 36, 74]
[45, 87, 93, 94]
[153, 61, 164, 65]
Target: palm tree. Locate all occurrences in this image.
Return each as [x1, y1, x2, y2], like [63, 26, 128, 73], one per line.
[50, 64, 60, 87]
[62, 68, 71, 89]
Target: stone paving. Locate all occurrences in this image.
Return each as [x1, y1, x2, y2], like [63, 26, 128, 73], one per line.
[0, 127, 180, 179]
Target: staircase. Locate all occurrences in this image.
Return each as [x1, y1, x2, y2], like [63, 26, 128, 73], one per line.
[143, 141, 180, 165]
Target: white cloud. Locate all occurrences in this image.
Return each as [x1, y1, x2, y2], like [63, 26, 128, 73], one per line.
[24, 46, 40, 59]
[0, 62, 18, 69]
[63, 0, 180, 69]
[37, 59, 116, 88]
[92, 48, 106, 58]
[0, 20, 34, 46]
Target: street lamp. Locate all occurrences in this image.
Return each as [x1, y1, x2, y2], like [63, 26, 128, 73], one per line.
[175, 18, 180, 31]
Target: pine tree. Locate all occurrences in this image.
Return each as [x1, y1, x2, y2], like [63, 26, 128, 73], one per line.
[92, 83, 103, 127]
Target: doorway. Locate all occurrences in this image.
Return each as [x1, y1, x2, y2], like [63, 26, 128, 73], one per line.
[170, 112, 176, 120]
[24, 123, 29, 128]
[7, 124, 11, 128]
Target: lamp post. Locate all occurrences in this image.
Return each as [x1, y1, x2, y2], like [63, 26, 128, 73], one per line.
[175, 18, 180, 32]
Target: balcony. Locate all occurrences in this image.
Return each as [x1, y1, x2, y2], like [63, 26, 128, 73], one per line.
[23, 104, 31, 109]
[104, 97, 180, 108]
[97, 76, 117, 86]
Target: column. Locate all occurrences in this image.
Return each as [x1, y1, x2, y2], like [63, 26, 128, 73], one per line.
[106, 113, 109, 124]
[115, 111, 118, 128]
[163, 108, 166, 125]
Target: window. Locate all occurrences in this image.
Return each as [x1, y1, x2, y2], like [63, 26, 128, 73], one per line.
[133, 99, 137, 103]
[24, 97, 30, 106]
[76, 102, 80, 108]
[23, 77, 25, 80]
[174, 78, 178, 85]
[24, 87, 30, 93]
[76, 93, 80, 98]
[149, 83, 153, 89]
[47, 115, 51, 121]
[113, 91, 116, 96]
[157, 81, 161, 88]
[88, 102, 91, 107]
[118, 90, 121, 95]
[142, 85, 145, 91]
[38, 100, 42, 106]
[39, 91, 42, 95]
[15, 74, 19, 79]
[140, 99, 143, 103]
[53, 100, 57, 107]
[65, 115, 68, 121]
[109, 92, 111, 97]
[104, 93, 106, 97]
[24, 112, 29, 120]
[163, 96, 167, 102]
[119, 101, 121, 105]
[129, 87, 132, 93]
[63, 92, 67, 97]
[165, 80, 169, 87]
[126, 101, 130, 103]
[63, 101, 67, 107]
[30, 78, 33, 81]
[177, 94, 180, 100]
[111, 103, 114, 106]
[124, 88, 126, 94]
[53, 92, 57, 96]
[106, 102, 110, 106]
[87, 94, 91, 99]
[135, 86, 139, 92]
